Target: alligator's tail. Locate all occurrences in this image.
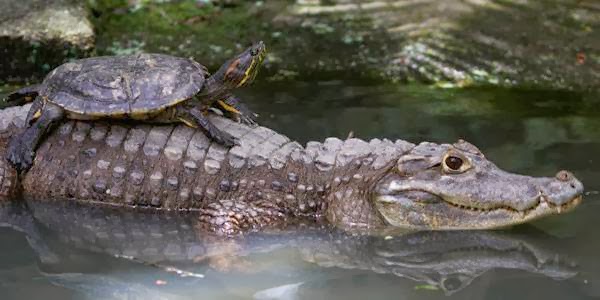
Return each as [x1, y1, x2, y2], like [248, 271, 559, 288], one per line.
[1, 84, 41, 108]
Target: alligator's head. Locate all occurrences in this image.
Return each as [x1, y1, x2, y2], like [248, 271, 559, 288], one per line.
[373, 140, 583, 229]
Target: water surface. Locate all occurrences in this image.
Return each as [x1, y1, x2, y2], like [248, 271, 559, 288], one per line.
[1, 81, 599, 299]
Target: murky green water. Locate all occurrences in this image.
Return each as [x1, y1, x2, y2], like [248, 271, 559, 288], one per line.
[1, 81, 599, 299]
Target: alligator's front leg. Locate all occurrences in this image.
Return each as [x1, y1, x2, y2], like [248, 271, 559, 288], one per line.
[197, 200, 287, 236]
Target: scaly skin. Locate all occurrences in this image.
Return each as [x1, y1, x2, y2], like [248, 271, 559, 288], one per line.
[0, 104, 584, 234]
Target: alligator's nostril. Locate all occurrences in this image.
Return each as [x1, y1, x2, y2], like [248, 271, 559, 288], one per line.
[570, 183, 576, 189]
[555, 170, 573, 182]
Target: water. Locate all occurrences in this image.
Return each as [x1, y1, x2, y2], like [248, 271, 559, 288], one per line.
[1, 81, 599, 299]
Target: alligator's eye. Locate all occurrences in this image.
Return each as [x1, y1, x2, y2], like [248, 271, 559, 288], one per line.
[442, 151, 471, 174]
[445, 156, 463, 170]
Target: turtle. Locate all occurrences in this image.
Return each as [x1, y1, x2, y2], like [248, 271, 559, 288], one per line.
[5, 41, 267, 172]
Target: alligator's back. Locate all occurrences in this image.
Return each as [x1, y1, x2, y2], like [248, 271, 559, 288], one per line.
[21, 115, 302, 208]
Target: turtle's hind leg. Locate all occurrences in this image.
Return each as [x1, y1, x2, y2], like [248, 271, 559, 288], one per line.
[216, 94, 258, 126]
[6, 101, 65, 172]
[2, 84, 41, 108]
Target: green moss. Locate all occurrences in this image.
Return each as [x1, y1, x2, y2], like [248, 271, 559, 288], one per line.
[90, 1, 271, 69]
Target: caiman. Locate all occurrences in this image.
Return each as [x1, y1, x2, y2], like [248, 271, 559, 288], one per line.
[0, 104, 584, 234]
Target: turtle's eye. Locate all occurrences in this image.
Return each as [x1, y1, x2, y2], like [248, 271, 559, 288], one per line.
[442, 151, 471, 174]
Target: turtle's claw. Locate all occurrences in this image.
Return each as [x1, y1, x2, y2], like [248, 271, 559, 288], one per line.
[215, 131, 237, 148]
[239, 113, 258, 127]
[6, 137, 34, 172]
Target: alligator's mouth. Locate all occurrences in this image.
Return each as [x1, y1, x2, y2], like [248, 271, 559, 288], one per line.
[375, 190, 583, 230]
[441, 193, 583, 215]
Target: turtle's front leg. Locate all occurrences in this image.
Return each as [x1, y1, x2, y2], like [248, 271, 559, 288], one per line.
[6, 101, 65, 172]
[215, 94, 258, 126]
[177, 107, 237, 147]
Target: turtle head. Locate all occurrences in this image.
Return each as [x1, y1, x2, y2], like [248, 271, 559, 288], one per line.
[215, 41, 266, 89]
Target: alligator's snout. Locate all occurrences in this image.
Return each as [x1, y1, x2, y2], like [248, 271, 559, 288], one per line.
[539, 170, 584, 208]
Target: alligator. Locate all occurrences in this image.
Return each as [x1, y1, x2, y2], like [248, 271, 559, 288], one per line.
[0, 104, 584, 233]
[0, 201, 578, 297]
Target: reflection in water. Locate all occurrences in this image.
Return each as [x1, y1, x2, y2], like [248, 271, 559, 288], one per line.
[0, 201, 582, 299]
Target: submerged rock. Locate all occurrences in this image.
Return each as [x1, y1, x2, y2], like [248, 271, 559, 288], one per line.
[0, 0, 94, 83]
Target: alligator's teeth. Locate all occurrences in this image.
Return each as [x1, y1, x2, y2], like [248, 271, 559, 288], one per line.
[556, 206, 562, 214]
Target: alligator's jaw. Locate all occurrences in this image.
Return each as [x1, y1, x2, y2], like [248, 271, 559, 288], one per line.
[376, 193, 582, 230]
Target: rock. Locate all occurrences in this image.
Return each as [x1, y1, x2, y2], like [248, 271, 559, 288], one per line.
[0, 0, 94, 83]
[281, 0, 599, 91]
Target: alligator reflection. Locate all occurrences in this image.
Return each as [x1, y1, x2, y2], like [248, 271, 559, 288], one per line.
[2, 202, 577, 298]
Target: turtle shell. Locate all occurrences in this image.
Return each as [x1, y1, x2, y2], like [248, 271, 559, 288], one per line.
[39, 53, 207, 116]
